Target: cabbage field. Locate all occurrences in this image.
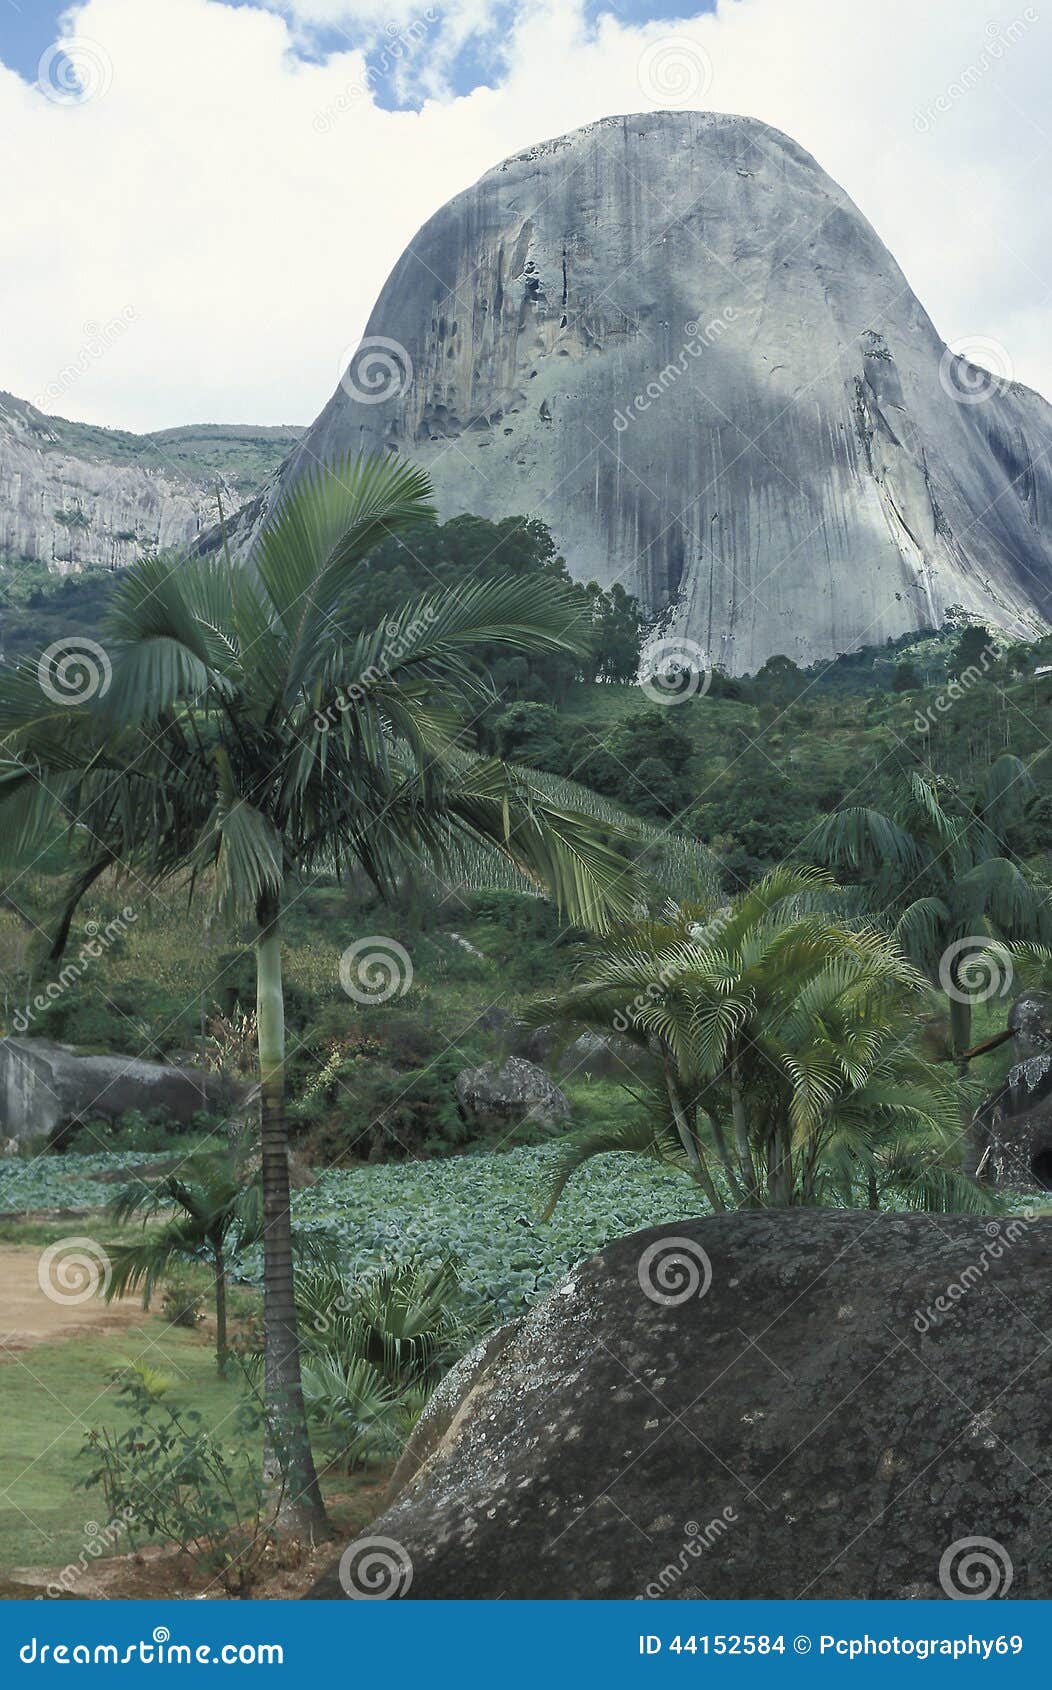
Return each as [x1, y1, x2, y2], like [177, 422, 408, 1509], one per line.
[0, 1145, 700, 1318]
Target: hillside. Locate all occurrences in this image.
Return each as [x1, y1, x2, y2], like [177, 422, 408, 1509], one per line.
[0, 390, 302, 575]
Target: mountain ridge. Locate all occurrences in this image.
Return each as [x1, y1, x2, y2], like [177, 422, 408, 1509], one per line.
[0, 390, 304, 573]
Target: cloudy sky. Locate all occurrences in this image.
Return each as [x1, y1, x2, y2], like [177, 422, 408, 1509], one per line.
[0, 0, 1049, 432]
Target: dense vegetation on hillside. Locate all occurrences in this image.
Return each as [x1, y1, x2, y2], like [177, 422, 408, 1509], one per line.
[4, 493, 1052, 1588]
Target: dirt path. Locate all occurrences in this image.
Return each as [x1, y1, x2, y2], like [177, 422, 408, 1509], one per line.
[0, 1244, 146, 1354]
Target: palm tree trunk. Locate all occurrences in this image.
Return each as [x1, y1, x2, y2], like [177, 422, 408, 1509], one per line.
[256, 894, 327, 1537]
[729, 1055, 760, 1202]
[213, 1244, 228, 1379]
[665, 1073, 725, 1211]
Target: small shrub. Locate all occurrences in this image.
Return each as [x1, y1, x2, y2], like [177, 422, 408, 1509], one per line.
[80, 1378, 281, 1598]
[161, 1270, 206, 1330]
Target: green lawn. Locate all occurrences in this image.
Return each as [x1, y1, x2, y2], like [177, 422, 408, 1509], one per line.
[0, 1315, 250, 1574]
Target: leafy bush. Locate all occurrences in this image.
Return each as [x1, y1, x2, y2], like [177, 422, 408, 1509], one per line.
[80, 1378, 280, 1597]
[57, 1108, 223, 1155]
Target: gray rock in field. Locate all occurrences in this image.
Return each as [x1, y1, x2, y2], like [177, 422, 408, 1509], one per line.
[0, 1037, 242, 1148]
[973, 992, 1052, 1191]
[311, 1209, 1052, 1600]
[454, 1055, 569, 1132]
[267, 110, 1052, 672]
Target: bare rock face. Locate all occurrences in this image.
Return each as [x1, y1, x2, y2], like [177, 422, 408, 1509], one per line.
[0, 392, 301, 575]
[277, 111, 1052, 671]
[454, 1056, 569, 1133]
[311, 1210, 1051, 1600]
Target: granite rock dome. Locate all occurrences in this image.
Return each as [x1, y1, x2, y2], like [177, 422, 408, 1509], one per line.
[275, 111, 1052, 672]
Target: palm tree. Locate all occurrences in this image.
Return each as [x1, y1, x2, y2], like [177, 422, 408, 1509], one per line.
[105, 1154, 332, 1378]
[803, 764, 1052, 1170]
[534, 866, 964, 1211]
[0, 452, 638, 1535]
[106, 1155, 256, 1377]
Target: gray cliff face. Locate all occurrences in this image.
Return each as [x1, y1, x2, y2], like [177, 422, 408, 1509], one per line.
[278, 111, 1052, 672]
[0, 393, 215, 571]
[0, 392, 301, 573]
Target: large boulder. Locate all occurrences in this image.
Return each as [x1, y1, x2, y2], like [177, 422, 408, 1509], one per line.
[0, 1037, 243, 1147]
[312, 1210, 1052, 1600]
[974, 993, 1052, 1190]
[454, 1057, 569, 1134]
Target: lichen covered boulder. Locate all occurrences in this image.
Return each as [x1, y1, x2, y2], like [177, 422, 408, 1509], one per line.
[0, 1037, 242, 1148]
[312, 1210, 1052, 1600]
[974, 992, 1052, 1190]
[454, 1056, 569, 1133]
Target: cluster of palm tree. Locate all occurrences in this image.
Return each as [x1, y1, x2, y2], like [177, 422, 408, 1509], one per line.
[0, 453, 639, 1535]
[102, 1152, 337, 1379]
[804, 762, 1052, 1170]
[533, 866, 981, 1215]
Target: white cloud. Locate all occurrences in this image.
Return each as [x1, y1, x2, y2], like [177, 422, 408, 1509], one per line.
[1, 0, 1050, 431]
